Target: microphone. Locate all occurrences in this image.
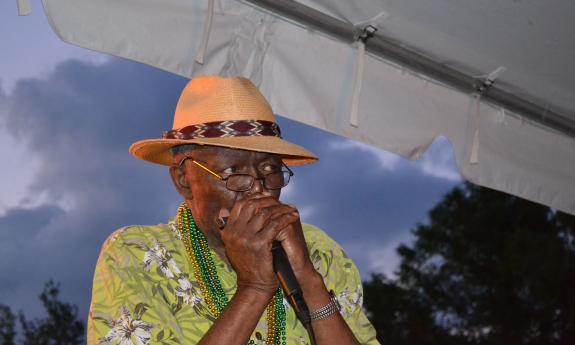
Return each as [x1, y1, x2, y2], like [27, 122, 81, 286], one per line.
[217, 216, 311, 324]
[271, 241, 311, 324]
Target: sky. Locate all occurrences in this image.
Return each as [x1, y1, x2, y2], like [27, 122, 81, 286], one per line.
[0, 1, 462, 319]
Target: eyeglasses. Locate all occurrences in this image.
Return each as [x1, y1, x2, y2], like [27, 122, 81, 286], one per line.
[178, 156, 294, 192]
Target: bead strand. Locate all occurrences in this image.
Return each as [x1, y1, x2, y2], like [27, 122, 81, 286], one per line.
[176, 203, 286, 345]
[178, 206, 219, 315]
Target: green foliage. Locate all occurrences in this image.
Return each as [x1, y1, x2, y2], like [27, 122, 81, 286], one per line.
[0, 281, 84, 345]
[19, 280, 84, 345]
[364, 183, 575, 345]
[363, 273, 464, 345]
[0, 304, 16, 345]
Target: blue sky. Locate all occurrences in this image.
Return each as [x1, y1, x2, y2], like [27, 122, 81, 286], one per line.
[0, 1, 461, 319]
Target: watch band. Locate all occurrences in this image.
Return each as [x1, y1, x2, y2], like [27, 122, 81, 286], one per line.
[309, 291, 341, 322]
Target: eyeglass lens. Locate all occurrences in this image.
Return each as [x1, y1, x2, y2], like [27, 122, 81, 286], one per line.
[226, 171, 291, 191]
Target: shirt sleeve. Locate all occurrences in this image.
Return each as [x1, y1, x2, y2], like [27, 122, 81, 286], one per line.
[87, 225, 210, 345]
[303, 224, 381, 345]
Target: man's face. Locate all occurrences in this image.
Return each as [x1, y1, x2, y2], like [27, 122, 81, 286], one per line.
[172, 145, 283, 235]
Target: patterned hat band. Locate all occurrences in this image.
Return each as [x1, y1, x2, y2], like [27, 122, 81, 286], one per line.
[162, 120, 282, 139]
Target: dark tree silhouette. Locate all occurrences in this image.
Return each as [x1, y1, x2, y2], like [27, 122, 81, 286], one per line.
[363, 273, 464, 345]
[0, 304, 16, 345]
[19, 281, 84, 345]
[363, 183, 575, 345]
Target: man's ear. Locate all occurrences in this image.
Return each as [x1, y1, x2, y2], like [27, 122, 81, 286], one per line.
[169, 165, 193, 199]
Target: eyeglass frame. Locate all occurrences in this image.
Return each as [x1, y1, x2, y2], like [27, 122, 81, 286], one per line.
[177, 155, 294, 191]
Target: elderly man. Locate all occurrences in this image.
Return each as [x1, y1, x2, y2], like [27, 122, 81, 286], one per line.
[88, 76, 379, 344]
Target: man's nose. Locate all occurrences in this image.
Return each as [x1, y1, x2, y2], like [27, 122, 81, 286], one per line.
[245, 167, 271, 195]
[249, 176, 266, 194]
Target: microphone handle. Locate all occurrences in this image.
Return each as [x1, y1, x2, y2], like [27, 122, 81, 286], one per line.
[271, 241, 311, 324]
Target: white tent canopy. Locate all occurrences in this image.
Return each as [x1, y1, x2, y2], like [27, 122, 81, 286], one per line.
[40, 0, 575, 214]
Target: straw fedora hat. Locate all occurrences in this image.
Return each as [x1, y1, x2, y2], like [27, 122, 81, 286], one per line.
[129, 76, 318, 166]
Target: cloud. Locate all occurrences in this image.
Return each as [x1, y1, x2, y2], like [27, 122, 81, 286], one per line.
[279, 181, 316, 222]
[418, 137, 462, 182]
[332, 225, 416, 280]
[0, 58, 187, 317]
[329, 139, 402, 171]
[0, 87, 40, 213]
[0, 57, 461, 320]
[0, 1, 109, 93]
[328, 136, 461, 182]
[365, 231, 415, 279]
[0, 204, 66, 304]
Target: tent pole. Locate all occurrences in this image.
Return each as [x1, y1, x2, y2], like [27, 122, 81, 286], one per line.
[244, 0, 575, 139]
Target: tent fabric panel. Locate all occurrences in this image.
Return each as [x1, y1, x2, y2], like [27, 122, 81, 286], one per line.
[43, 0, 206, 77]
[294, 0, 575, 119]
[259, 22, 575, 214]
[42, 0, 575, 215]
[464, 104, 575, 214]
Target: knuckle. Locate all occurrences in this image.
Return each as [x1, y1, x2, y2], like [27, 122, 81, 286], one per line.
[247, 200, 264, 213]
[238, 236, 250, 247]
[242, 200, 255, 212]
[266, 218, 280, 230]
[259, 208, 270, 217]
[251, 239, 266, 252]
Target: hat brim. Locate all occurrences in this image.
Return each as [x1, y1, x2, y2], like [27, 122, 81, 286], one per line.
[129, 136, 318, 166]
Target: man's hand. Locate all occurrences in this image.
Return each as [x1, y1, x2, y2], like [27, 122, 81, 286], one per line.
[221, 193, 312, 297]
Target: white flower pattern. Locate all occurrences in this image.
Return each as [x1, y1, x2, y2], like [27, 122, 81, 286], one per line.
[142, 241, 182, 278]
[335, 286, 363, 317]
[98, 306, 153, 345]
[168, 220, 182, 240]
[175, 276, 202, 306]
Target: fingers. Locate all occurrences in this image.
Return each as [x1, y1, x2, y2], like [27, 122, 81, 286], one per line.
[247, 203, 295, 230]
[238, 206, 299, 259]
[227, 193, 275, 226]
[226, 193, 281, 227]
[222, 194, 299, 246]
[222, 194, 272, 234]
[221, 194, 282, 241]
[256, 207, 300, 244]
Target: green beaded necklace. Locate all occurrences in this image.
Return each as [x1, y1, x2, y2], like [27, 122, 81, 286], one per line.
[177, 203, 287, 345]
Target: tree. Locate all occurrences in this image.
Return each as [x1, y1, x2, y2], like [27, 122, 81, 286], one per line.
[0, 304, 16, 345]
[363, 183, 575, 345]
[19, 281, 84, 345]
[363, 273, 463, 345]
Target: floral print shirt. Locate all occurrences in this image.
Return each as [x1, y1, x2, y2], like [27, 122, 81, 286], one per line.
[87, 220, 380, 345]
